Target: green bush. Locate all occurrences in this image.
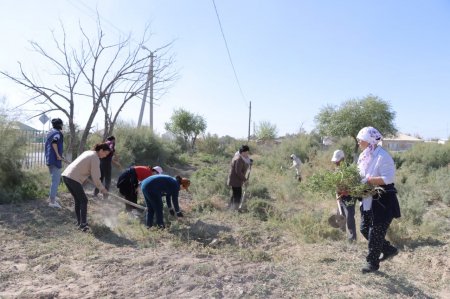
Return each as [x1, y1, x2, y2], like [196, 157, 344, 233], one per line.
[196, 133, 228, 156]
[248, 198, 282, 221]
[190, 164, 229, 202]
[112, 125, 181, 167]
[400, 142, 450, 171]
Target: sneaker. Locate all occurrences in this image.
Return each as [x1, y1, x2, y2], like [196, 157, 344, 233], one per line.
[361, 262, 379, 274]
[380, 248, 399, 262]
[49, 202, 62, 209]
[78, 223, 90, 232]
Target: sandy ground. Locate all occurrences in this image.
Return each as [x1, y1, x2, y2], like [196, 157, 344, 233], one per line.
[1, 189, 449, 299]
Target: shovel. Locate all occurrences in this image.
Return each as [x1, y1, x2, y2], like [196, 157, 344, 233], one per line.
[328, 199, 346, 229]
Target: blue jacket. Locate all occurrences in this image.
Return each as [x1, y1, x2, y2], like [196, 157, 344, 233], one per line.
[45, 128, 64, 168]
[141, 175, 180, 212]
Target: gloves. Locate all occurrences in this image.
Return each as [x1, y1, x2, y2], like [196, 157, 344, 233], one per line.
[176, 211, 184, 217]
[169, 208, 175, 216]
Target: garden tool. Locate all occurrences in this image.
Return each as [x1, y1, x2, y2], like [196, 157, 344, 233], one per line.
[86, 178, 147, 211]
[328, 198, 346, 229]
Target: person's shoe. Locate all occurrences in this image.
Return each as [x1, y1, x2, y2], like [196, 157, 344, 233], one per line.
[49, 202, 62, 208]
[380, 248, 399, 262]
[78, 223, 90, 232]
[361, 262, 379, 274]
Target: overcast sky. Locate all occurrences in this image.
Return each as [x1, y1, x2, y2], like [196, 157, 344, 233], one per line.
[1, 0, 450, 139]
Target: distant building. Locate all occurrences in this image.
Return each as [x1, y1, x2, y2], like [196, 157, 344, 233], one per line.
[380, 133, 423, 152]
[11, 121, 39, 132]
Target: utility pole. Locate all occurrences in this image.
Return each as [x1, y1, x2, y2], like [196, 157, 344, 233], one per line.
[137, 47, 154, 130]
[149, 52, 154, 133]
[247, 101, 251, 142]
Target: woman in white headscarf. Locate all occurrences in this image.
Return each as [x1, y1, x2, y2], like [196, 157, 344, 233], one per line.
[356, 126, 401, 273]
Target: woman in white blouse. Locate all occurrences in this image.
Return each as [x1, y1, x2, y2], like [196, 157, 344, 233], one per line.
[357, 126, 401, 273]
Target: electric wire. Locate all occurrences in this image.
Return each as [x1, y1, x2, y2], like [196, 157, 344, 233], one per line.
[211, 0, 249, 106]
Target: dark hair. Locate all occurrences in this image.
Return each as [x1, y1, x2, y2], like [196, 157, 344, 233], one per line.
[51, 118, 63, 130]
[92, 143, 111, 152]
[175, 175, 182, 184]
[239, 145, 250, 153]
[106, 136, 115, 141]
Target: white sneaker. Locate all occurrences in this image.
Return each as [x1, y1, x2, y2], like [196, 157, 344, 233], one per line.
[49, 202, 62, 208]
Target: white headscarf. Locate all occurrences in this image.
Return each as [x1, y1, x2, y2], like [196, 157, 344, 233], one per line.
[357, 126, 383, 176]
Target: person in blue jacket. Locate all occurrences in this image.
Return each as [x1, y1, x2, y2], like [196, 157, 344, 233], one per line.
[45, 118, 64, 208]
[140, 174, 190, 228]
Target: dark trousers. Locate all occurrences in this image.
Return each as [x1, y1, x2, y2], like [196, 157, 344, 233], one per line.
[360, 210, 395, 266]
[117, 170, 138, 211]
[143, 192, 164, 228]
[230, 187, 242, 209]
[339, 201, 357, 241]
[63, 176, 88, 225]
[94, 159, 112, 195]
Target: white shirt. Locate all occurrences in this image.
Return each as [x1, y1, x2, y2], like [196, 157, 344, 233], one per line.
[359, 146, 396, 210]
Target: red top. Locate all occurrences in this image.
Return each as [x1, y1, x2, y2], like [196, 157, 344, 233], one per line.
[134, 166, 152, 181]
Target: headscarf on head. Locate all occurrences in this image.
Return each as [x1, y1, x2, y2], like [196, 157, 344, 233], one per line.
[357, 126, 383, 176]
[235, 145, 251, 165]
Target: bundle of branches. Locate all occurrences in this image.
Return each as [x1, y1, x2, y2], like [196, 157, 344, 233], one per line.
[304, 163, 383, 198]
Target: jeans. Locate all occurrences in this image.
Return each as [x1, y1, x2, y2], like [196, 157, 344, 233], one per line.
[143, 191, 164, 228]
[48, 165, 61, 202]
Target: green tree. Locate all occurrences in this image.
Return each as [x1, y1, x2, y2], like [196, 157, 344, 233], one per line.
[165, 108, 207, 150]
[255, 121, 278, 141]
[314, 95, 397, 158]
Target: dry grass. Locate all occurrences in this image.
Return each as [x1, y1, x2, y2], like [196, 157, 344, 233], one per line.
[1, 184, 449, 299]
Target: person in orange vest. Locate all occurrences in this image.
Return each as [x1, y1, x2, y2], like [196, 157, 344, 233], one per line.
[116, 165, 163, 212]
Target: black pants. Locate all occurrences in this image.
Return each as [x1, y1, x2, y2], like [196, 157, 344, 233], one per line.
[360, 210, 396, 266]
[94, 159, 112, 195]
[117, 169, 138, 211]
[63, 176, 88, 226]
[230, 187, 242, 209]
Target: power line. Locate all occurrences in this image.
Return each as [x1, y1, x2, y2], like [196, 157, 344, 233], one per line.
[66, 0, 130, 39]
[211, 0, 248, 106]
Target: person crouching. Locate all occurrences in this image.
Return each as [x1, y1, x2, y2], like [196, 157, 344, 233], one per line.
[140, 174, 190, 228]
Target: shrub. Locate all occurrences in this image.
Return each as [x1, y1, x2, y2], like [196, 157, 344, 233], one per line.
[113, 125, 181, 167]
[196, 133, 228, 156]
[190, 164, 229, 202]
[400, 142, 450, 171]
[248, 198, 282, 221]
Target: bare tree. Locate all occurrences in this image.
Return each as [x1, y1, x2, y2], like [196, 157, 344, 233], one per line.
[1, 17, 176, 158]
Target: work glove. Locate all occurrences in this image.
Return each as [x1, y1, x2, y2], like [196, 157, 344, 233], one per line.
[169, 208, 175, 216]
[176, 211, 184, 217]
